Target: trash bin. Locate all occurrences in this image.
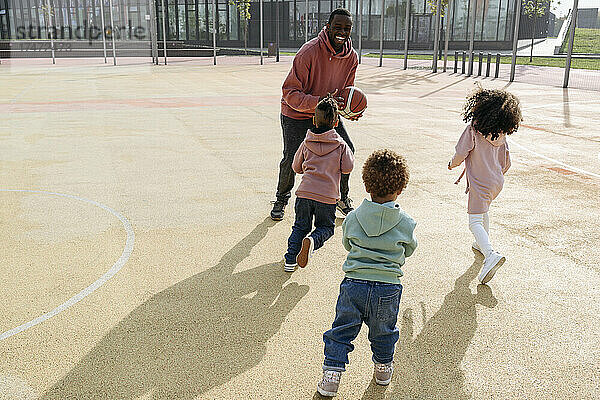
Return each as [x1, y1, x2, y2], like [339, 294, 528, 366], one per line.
[268, 42, 277, 57]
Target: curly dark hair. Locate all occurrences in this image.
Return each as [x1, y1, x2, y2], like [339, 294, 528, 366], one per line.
[462, 86, 522, 140]
[315, 95, 338, 128]
[362, 149, 409, 197]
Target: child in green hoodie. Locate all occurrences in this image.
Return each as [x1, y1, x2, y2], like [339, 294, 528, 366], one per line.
[317, 149, 417, 397]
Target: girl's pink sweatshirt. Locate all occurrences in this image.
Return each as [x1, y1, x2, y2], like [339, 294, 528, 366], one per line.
[281, 28, 358, 120]
[292, 128, 355, 204]
[450, 125, 511, 214]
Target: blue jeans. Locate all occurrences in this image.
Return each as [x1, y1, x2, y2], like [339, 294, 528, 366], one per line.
[284, 197, 336, 265]
[323, 277, 402, 371]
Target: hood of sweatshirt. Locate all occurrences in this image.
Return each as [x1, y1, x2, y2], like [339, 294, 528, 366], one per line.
[318, 27, 355, 59]
[304, 128, 345, 156]
[473, 125, 507, 147]
[355, 199, 404, 237]
[485, 133, 507, 147]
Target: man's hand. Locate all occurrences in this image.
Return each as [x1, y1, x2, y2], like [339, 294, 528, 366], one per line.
[347, 113, 363, 121]
[320, 89, 346, 110]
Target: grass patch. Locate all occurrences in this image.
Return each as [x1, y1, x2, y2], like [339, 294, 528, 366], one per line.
[559, 28, 600, 53]
[279, 50, 599, 70]
[364, 53, 600, 70]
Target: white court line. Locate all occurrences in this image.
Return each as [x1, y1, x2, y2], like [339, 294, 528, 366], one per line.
[509, 139, 600, 180]
[0, 189, 135, 341]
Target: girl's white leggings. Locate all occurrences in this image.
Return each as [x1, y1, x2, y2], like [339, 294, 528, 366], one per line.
[468, 212, 492, 258]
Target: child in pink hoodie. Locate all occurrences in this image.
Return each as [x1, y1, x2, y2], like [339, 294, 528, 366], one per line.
[448, 87, 522, 284]
[284, 96, 355, 272]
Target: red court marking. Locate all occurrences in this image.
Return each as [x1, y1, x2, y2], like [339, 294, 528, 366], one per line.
[521, 124, 555, 134]
[546, 166, 591, 179]
[0, 95, 280, 113]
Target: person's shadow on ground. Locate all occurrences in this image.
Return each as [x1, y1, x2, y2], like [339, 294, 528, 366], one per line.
[43, 218, 309, 400]
[361, 254, 498, 400]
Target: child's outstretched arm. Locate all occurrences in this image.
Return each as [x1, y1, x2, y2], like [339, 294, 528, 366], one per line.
[292, 144, 306, 174]
[448, 125, 475, 170]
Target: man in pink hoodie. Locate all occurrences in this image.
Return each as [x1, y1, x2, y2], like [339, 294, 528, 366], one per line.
[283, 96, 354, 272]
[271, 8, 361, 222]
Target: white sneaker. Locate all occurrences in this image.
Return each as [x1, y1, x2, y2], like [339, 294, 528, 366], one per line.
[374, 362, 393, 385]
[284, 262, 297, 272]
[317, 370, 342, 397]
[479, 252, 506, 284]
[472, 242, 483, 255]
[296, 237, 314, 268]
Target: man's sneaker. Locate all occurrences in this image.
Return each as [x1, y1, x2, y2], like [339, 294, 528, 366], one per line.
[317, 370, 342, 397]
[472, 242, 483, 255]
[284, 262, 297, 273]
[270, 200, 286, 221]
[296, 237, 314, 268]
[374, 362, 393, 385]
[479, 251, 506, 284]
[336, 197, 354, 217]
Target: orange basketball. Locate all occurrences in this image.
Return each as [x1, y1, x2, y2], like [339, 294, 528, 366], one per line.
[339, 86, 367, 119]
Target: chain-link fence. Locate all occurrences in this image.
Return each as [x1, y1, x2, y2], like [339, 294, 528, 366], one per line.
[1, 0, 598, 89]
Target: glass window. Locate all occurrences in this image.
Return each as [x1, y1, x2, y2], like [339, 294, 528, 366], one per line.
[228, 1, 238, 40]
[452, 0, 469, 40]
[482, 0, 498, 40]
[178, 0, 185, 39]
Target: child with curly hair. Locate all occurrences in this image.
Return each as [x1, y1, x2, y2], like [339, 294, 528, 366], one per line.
[283, 95, 354, 272]
[317, 149, 417, 397]
[448, 86, 522, 284]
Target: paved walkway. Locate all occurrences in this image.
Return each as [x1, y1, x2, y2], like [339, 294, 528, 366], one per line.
[1, 58, 599, 399]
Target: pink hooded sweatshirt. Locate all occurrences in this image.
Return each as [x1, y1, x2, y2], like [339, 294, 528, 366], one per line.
[292, 128, 355, 204]
[450, 125, 511, 214]
[281, 28, 358, 120]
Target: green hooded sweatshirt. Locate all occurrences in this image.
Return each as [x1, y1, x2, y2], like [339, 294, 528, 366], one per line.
[342, 199, 417, 284]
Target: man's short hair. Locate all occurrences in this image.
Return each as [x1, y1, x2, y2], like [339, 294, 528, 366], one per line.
[328, 8, 352, 24]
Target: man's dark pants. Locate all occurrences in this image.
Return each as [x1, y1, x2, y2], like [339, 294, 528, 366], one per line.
[276, 114, 355, 204]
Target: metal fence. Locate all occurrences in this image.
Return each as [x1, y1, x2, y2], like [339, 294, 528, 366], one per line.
[0, 0, 598, 90]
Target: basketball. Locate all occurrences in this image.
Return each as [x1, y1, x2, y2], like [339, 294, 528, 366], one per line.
[339, 86, 367, 119]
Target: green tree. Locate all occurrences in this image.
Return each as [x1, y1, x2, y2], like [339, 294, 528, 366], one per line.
[523, 0, 551, 62]
[229, 0, 251, 54]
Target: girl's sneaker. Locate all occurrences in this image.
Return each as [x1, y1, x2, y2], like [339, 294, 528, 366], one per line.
[296, 237, 314, 268]
[284, 262, 297, 272]
[374, 362, 393, 385]
[479, 252, 505, 284]
[317, 370, 342, 397]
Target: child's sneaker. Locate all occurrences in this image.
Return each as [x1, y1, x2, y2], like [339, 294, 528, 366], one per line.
[296, 237, 314, 268]
[284, 262, 297, 272]
[374, 362, 393, 385]
[317, 370, 342, 397]
[479, 251, 506, 284]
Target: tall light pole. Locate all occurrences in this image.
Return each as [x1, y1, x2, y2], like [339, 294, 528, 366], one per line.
[108, 0, 117, 65]
[563, 0, 579, 88]
[260, 0, 264, 64]
[378, 0, 384, 67]
[510, 0, 522, 81]
[403, 0, 410, 70]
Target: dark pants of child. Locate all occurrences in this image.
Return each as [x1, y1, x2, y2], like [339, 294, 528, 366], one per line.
[284, 197, 336, 265]
[323, 277, 402, 371]
[276, 114, 355, 205]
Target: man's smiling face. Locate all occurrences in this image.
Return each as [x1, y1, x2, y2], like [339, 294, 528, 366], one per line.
[327, 14, 353, 52]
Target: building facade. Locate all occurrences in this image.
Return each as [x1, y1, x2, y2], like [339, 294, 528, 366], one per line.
[0, 0, 523, 50]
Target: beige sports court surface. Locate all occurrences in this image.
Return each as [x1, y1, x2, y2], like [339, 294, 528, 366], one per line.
[0, 56, 599, 399]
